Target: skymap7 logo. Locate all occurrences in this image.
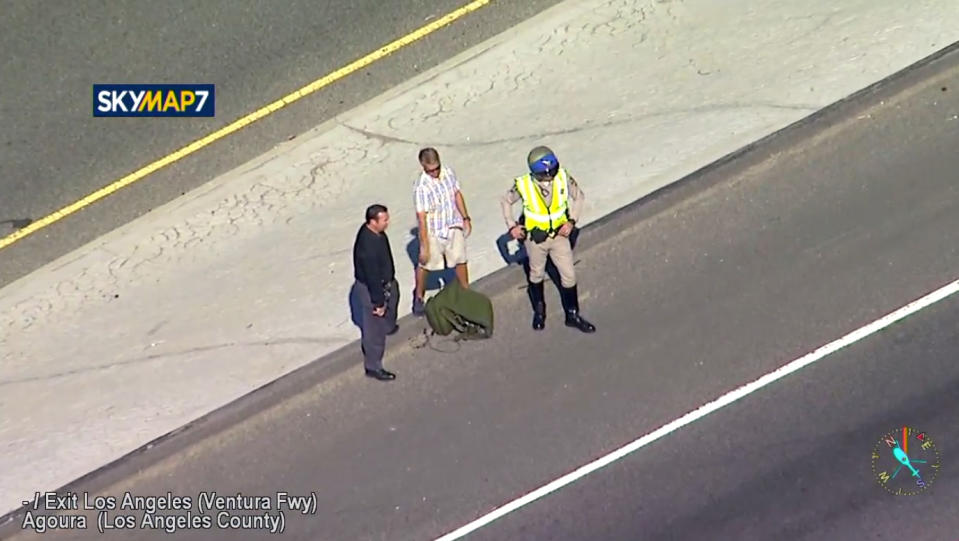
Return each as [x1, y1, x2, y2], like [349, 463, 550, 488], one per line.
[93, 84, 215, 117]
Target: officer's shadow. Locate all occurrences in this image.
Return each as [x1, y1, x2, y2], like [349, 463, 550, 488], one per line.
[494, 216, 581, 306]
[405, 227, 457, 297]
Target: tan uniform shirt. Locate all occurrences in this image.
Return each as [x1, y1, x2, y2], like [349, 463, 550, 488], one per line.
[500, 173, 585, 229]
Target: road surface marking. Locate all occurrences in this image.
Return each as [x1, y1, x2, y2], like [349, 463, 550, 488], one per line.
[434, 277, 959, 540]
[0, 0, 494, 252]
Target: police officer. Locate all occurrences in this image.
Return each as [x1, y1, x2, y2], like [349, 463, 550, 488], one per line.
[500, 146, 596, 333]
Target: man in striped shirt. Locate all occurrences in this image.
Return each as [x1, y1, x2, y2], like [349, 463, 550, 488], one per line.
[413, 147, 472, 315]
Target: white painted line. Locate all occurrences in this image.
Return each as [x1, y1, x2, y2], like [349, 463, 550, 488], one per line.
[434, 278, 959, 540]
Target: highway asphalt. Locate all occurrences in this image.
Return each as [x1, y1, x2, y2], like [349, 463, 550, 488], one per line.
[0, 0, 564, 287]
[2, 26, 958, 541]
[470, 293, 959, 541]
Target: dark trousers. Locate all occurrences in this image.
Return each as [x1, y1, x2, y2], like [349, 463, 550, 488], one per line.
[355, 279, 399, 371]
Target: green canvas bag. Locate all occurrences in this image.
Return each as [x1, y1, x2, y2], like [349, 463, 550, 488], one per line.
[424, 280, 494, 340]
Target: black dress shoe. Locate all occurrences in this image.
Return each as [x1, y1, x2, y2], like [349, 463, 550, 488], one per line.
[560, 285, 596, 333]
[532, 309, 546, 330]
[565, 311, 596, 333]
[365, 368, 396, 381]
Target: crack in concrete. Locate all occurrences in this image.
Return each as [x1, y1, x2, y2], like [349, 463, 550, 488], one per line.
[0, 336, 344, 387]
[340, 101, 820, 149]
[784, 12, 838, 47]
[463, 77, 497, 108]
[337, 121, 418, 147]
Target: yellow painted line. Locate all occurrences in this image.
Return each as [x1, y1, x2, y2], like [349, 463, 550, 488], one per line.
[0, 0, 494, 252]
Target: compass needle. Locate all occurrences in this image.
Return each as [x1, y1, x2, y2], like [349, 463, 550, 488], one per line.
[873, 427, 940, 496]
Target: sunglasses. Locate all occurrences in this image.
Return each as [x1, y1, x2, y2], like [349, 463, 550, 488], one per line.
[423, 163, 441, 174]
[532, 169, 557, 181]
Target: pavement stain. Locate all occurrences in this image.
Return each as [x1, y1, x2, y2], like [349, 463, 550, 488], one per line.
[147, 320, 168, 336]
[0, 218, 32, 230]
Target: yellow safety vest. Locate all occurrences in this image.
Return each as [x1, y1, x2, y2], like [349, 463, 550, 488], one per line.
[514, 167, 570, 232]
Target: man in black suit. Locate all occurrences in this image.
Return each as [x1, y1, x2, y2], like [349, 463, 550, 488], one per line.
[352, 204, 399, 381]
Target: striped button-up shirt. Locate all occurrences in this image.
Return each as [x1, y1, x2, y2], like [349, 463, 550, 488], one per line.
[414, 166, 464, 240]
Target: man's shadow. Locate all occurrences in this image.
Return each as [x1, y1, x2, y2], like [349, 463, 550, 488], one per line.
[406, 227, 457, 296]
[494, 213, 581, 308]
[348, 283, 399, 336]
[348, 282, 365, 331]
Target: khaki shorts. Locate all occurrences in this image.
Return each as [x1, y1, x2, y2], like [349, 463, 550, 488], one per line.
[421, 227, 467, 271]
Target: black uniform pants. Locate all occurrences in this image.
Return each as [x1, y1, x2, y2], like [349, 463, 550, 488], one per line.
[355, 279, 399, 371]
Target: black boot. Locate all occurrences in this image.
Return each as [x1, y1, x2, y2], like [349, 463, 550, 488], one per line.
[561, 285, 596, 333]
[529, 281, 546, 330]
